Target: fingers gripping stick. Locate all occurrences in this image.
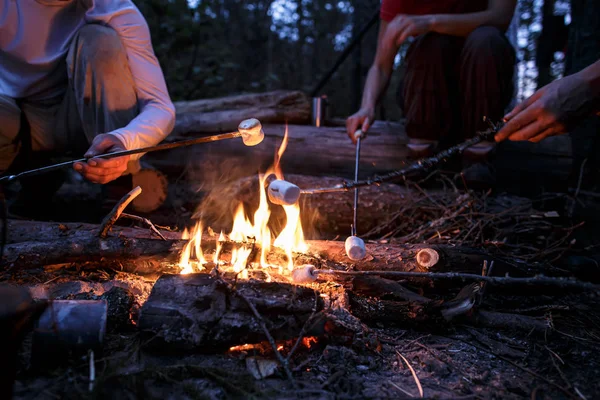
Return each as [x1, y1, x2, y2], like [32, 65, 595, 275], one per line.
[0, 118, 265, 183]
[267, 179, 301, 206]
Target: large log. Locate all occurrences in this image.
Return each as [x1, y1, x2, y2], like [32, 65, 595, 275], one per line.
[138, 273, 326, 352]
[173, 90, 311, 135]
[145, 121, 409, 180]
[2, 220, 534, 282]
[195, 174, 410, 239]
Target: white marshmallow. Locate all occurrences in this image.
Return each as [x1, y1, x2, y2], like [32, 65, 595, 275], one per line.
[268, 179, 301, 205]
[345, 236, 366, 261]
[291, 265, 318, 283]
[238, 118, 265, 146]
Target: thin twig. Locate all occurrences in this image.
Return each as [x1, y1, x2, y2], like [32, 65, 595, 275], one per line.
[312, 269, 600, 291]
[389, 381, 415, 398]
[120, 213, 167, 240]
[286, 291, 320, 363]
[396, 351, 424, 398]
[99, 186, 142, 238]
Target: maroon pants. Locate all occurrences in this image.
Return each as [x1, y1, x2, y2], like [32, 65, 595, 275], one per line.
[398, 26, 516, 143]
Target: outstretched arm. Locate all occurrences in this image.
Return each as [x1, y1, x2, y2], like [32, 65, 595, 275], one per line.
[84, 0, 176, 152]
[495, 59, 600, 143]
[74, 0, 176, 184]
[346, 20, 397, 143]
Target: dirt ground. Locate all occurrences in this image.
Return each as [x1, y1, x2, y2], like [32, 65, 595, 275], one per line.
[3, 169, 600, 399]
[6, 265, 600, 400]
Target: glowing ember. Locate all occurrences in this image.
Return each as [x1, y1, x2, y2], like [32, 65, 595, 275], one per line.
[302, 336, 318, 349]
[229, 343, 260, 352]
[179, 125, 308, 275]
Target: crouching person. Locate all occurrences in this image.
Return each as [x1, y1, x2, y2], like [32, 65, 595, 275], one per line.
[0, 0, 175, 217]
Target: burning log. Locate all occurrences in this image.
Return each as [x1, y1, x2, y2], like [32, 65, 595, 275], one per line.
[197, 174, 410, 239]
[138, 273, 326, 353]
[2, 220, 532, 281]
[173, 90, 310, 135]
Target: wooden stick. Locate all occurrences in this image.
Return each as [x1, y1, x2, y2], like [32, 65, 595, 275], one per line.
[120, 213, 167, 241]
[99, 186, 142, 238]
[312, 269, 600, 291]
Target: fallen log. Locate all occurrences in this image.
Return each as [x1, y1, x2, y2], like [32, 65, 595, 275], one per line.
[2, 220, 535, 282]
[195, 174, 410, 239]
[138, 273, 326, 353]
[145, 121, 409, 180]
[173, 90, 310, 135]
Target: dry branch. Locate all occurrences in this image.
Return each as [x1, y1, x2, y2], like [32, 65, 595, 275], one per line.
[99, 186, 142, 238]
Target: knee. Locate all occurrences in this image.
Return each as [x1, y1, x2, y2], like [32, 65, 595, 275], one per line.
[405, 33, 458, 73]
[412, 33, 456, 59]
[464, 26, 513, 56]
[71, 25, 127, 70]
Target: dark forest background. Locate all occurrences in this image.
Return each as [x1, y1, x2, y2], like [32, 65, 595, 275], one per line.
[134, 0, 572, 121]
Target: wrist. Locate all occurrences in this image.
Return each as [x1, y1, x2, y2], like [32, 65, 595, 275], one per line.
[427, 14, 440, 33]
[360, 104, 375, 114]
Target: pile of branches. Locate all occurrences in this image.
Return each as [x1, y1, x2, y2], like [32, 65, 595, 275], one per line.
[365, 177, 583, 264]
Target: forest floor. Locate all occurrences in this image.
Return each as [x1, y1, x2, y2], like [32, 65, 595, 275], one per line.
[5, 166, 600, 399]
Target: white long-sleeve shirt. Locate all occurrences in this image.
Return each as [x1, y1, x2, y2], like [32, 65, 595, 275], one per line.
[0, 0, 175, 151]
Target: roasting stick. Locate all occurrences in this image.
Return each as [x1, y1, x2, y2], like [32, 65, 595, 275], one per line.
[345, 130, 366, 261]
[266, 119, 503, 204]
[0, 118, 265, 184]
[302, 121, 501, 195]
[290, 265, 600, 291]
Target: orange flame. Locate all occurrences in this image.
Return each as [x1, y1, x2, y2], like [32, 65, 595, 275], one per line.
[178, 124, 307, 275]
[179, 222, 206, 274]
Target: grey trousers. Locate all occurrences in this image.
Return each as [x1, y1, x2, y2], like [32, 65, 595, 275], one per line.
[0, 24, 140, 174]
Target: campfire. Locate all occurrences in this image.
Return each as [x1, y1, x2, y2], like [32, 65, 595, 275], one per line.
[178, 126, 308, 278]
[3, 121, 600, 399]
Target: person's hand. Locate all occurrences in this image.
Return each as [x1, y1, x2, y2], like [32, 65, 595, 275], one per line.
[74, 134, 130, 184]
[495, 73, 595, 143]
[346, 107, 374, 144]
[383, 14, 433, 51]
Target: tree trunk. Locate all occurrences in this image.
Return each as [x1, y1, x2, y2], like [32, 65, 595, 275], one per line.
[173, 90, 311, 135]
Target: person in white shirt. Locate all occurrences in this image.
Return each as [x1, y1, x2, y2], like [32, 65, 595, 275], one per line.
[0, 0, 175, 207]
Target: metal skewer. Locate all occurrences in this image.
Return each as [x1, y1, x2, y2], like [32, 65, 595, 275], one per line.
[352, 131, 362, 236]
[0, 118, 265, 184]
[344, 129, 367, 261]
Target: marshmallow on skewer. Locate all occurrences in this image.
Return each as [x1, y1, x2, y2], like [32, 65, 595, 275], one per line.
[267, 179, 301, 205]
[345, 236, 366, 261]
[238, 118, 265, 146]
[291, 264, 318, 283]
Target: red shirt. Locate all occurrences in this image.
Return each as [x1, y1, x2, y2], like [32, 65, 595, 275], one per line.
[380, 0, 487, 22]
